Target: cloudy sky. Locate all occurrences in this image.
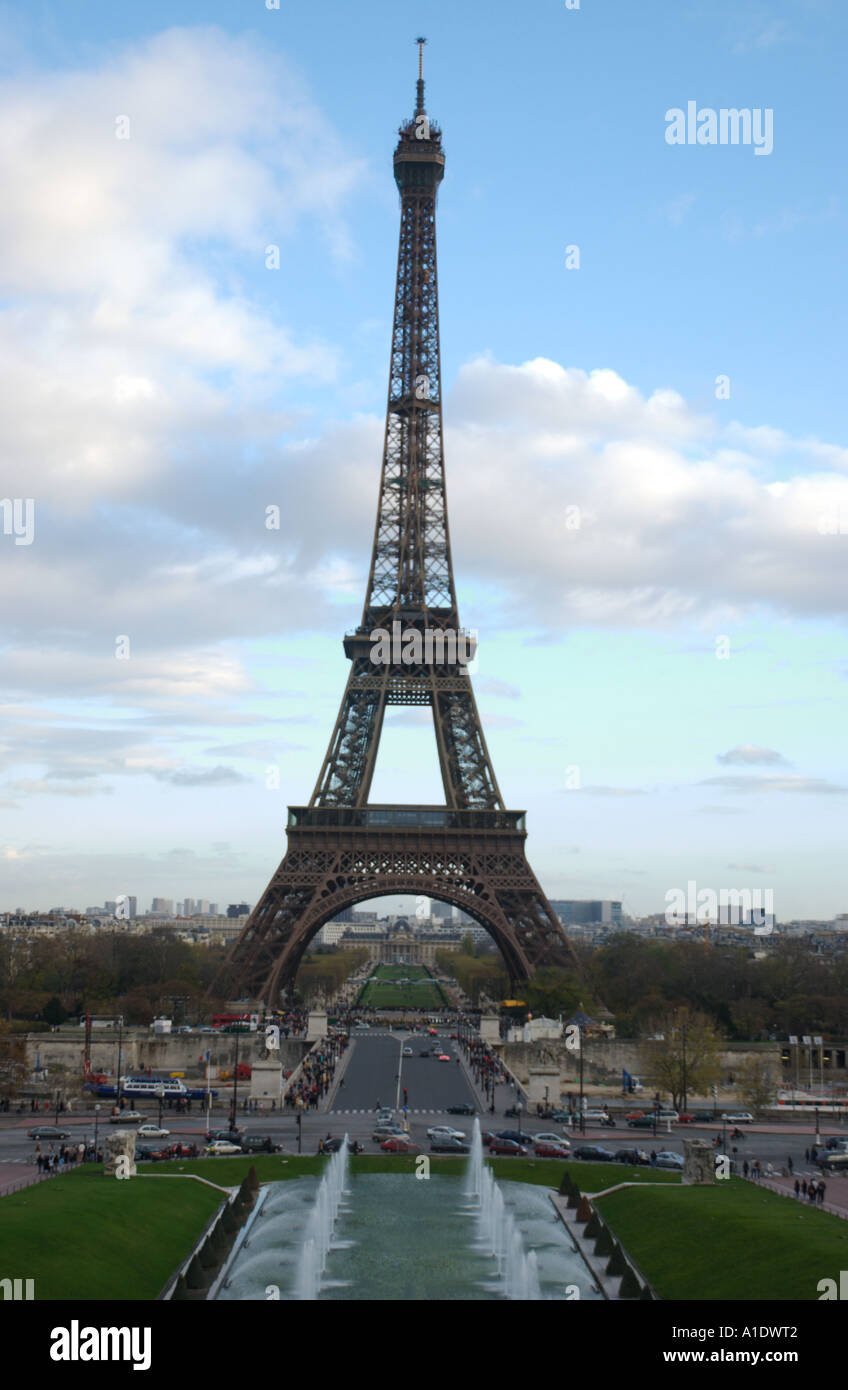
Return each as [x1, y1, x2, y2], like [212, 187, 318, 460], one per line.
[1, 0, 846, 920]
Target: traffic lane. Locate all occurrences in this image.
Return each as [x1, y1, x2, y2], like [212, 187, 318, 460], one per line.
[335, 1033, 404, 1111]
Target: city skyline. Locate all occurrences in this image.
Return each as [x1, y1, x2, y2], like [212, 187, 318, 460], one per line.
[2, 3, 847, 920]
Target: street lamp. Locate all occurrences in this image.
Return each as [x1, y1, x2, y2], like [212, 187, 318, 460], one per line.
[54, 1088, 61, 1126]
[156, 1086, 165, 1131]
[517, 1101, 522, 1140]
[94, 1103, 101, 1161]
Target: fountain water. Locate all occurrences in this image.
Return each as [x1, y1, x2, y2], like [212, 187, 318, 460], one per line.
[467, 1118, 543, 1300]
[293, 1136, 350, 1300]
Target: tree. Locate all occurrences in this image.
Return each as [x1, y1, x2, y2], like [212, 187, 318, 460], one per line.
[735, 1054, 779, 1117]
[640, 1008, 723, 1110]
[43, 996, 68, 1026]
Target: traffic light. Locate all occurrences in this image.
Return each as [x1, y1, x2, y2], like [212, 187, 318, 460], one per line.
[403, 1088, 408, 1104]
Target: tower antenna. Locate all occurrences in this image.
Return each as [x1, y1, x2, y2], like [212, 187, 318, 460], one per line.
[415, 36, 427, 115]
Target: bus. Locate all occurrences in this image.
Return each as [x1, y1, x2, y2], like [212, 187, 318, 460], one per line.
[212, 1013, 259, 1032]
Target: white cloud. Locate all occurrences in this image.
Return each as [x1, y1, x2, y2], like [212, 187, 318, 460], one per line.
[716, 745, 791, 766]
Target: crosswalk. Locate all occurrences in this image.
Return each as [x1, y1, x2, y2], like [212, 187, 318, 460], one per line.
[329, 1108, 449, 1116]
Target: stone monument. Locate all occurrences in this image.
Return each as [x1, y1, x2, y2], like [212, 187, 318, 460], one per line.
[682, 1137, 715, 1185]
[104, 1128, 137, 1178]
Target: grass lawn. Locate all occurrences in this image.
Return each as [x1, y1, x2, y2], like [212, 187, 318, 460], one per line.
[0, 1166, 224, 1300]
[595, 1178, 848, 1300]
[355, 963, 447, 1010]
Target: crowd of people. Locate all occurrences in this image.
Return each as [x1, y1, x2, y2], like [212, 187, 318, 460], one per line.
[34, 1140, 101, 1172]
[283, 1034, 347, 1111]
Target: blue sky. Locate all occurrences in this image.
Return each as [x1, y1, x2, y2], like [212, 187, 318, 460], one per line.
[0, 0, 846, 920]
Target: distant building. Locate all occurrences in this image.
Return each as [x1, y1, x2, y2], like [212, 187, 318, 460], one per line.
[227, 903, 251, 918]
[150, 898, 174, 916]
[550, 900, 622, 927]
[432, 901, 453, 920]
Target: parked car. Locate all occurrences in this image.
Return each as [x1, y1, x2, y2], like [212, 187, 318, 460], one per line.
[134, 1146, 157, 1161]
[109, 1110, 144, 1124]
[615, 1148, 651, 1166]
[531, 1132, 571, 1148]
[426, 1125, 466, 1141]
[205, 1127, 245, 1143]
[625, 1111, 646, 1122]
[721, 1111, 754, 1124]
[654, 1150, 684, 1170]
[549, 1110, 571, 1123]
[380, 1138, 421, 1154]
[489, 1138, 528, 1156]
[203, 1139, 242, 1155]
[429, 1136, 470, 1154]
[571, 1145, 615, 1161]
[581, 1109, 611, 1124]
[533, 1142, 570, 1158]
[677, 1113, 697, 1125]
[240, 1135, 278, 1154]
[28, 1127, 71, 1140]
[137, 1123, 170, 1139]
[446, 1103, 476, 1116]
[627, 1115, 658, 1129]
[691, 1108, 717, 1121]
[495, 1130, 529, 1144]
[481, 1131, 497, 1147]
[657, 1110, 679, 1123]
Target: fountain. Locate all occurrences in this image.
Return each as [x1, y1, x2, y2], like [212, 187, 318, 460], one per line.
[467, 1118, 543, 1300]
[293, 1135, 351, 1300]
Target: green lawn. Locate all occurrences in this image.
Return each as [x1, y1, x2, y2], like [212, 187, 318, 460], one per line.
[355, 962, 448, 1010]
[0, 1166, 224, 1300]
[595, 1179, 848, 1300]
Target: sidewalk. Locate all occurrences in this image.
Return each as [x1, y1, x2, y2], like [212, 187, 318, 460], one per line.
[755, 1171, 848, 1222]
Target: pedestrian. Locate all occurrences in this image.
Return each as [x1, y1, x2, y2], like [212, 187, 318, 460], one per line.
[36, 1154, 44, 1174]
[808, 1180, 817, 1203]
[787, 1156, 793, 1175]
[794, 1178, 800, 1199]
[805, 1147, 810, 1162]
[811, 1145, 818, 1163]
[801, 1179, 807, 1197]
[818, 1181, 827, 1206]
[743, 1159, 749, 1178]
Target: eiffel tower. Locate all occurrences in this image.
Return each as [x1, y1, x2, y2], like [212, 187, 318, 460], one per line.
[219, 41, 580, 1003]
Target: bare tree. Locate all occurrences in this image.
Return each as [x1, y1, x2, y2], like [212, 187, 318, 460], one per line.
[641, 1008, 723, 1110]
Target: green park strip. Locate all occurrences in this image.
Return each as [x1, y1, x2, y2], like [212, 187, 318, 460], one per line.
[354, 962, 448, 1010]
[594, 1178, 848, 1300]
[0, 1166, 224, 1300]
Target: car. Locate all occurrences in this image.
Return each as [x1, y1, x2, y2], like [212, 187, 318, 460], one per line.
[625, 1110, 646, 1122]
[489, 1138, 528, 1156]
[437, 1053, 451, 1063]
[691, 1109, 718, 1121]
[657, 1110, 679, 1123]
[146, 1144, 172, 1161]
[818, 1152, 848, 1173]
[581, 1109, 611, 1124]
[426, 1125, 466, 1141]
[137, 1124, 170, 1139]
[615, 1148, 651, 1165]
[203, 1140, 242, 1155]
[571, 1146, 615, 1161]
[677, 1113, 697, 1125]
[109, 1110, 145, 1124]
[168, 1141, 199, 1158]
[376, 1108, 395, 1121]
[531, 1133, 571, 1148]
[134, 1146, 157, 1161]
[28, 1127, 72, 1140]
[427, 1028, 438, 1036]
[503, 1105, 523, 1118]
[825, 1136, 848, 1150]
[205, 1127, 246, 1143]
[429, 1136, 470, 1154]
[654, 1150, 684, 1170]
[549, 1110, 571, 1123]
[380, 1138, 421, 1154]
[240, 1135, 278, 1153]
[495, 1130, 530, 1144]
[533, 1143, 570, 1158]
[402, 1047, 413, 1056]
[721, 1111, 754, 1124]
[418, 1049, 430, 1058]
[446, 1103, 476, 1116]
[627, 1115, 658, 1129]
[481, 1131, 497, 1147]
[372, 1126, 405, 1143]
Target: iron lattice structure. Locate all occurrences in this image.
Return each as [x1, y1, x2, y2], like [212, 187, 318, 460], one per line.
[219, 48, 581, 1002]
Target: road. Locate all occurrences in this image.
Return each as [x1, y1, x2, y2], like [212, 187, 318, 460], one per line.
[331, 1028, 478, 1116]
